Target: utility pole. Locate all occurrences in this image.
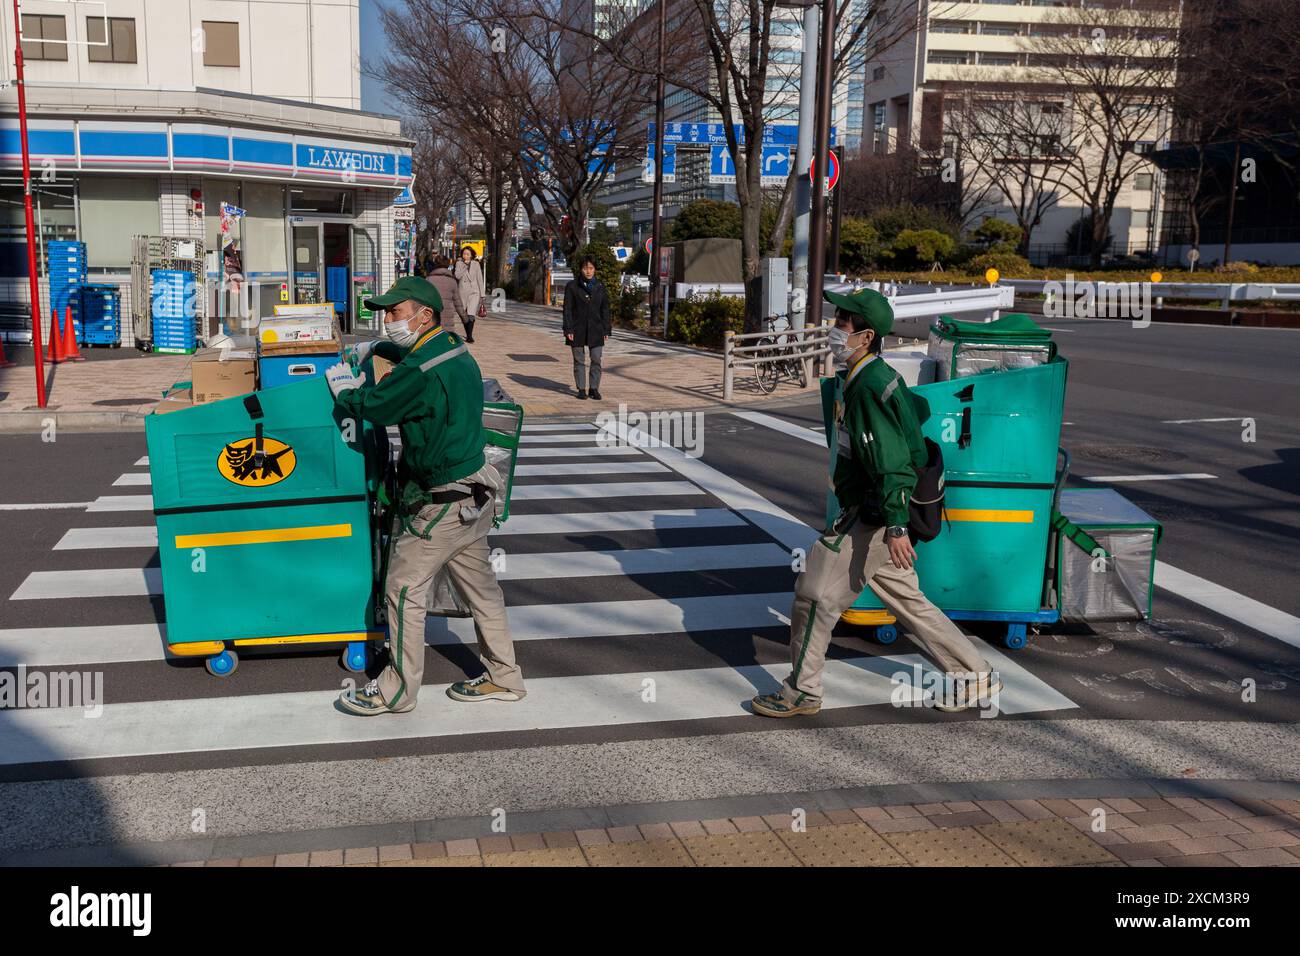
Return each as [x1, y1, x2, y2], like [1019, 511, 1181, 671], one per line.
[648, 0, 668, 332]
[12, 0, 47, 405]
[789, 1, 819, 330]
[805, 0, 837, 333]
[1222, 141, 1241, 265]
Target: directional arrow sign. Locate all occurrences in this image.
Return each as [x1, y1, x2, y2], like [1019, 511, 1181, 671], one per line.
[642, 142, 677, 183]
[709, 144, 736, 184]
[760, 145, 792, 185]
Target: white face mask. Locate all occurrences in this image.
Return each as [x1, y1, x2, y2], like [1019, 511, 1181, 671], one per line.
[828, 326, 853, 366]
[385, 311, 423, 348]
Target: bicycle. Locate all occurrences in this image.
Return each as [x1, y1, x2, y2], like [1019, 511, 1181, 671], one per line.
[753, 314, 809, 393]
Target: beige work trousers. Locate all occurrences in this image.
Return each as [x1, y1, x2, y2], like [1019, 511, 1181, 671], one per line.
[376, 498, 524, 711]
[782, 508, 990, 706]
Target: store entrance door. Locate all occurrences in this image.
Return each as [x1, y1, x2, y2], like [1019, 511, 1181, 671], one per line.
[289, 218, 357, 332]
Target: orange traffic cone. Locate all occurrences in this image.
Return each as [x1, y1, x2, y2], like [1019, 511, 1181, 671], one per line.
[46, 309, 65, 364]
[63, 306, 84, 361]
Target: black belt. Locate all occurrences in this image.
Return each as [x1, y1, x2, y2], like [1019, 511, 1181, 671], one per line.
[427, 489, 473, 504]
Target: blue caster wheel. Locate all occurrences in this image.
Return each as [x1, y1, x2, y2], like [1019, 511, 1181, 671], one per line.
[342, 641, 369, 673]
[1004, 624, 1028, 650]
[875, 624, 898, 645]
[205, 648, 238, 677]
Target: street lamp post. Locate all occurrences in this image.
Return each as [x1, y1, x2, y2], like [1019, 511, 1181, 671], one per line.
[648, 0, 667, 332]
[805, 0, 837, 334]
[12, 0, 47, 405]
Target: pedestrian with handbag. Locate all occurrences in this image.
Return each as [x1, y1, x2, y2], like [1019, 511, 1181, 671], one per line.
[455, 246, 487, 342]
[562, 256, 611, 400]
[426, 254, 469, 335]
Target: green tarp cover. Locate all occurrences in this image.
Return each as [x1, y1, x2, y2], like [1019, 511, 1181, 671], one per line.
[933, 312, 1054, 342]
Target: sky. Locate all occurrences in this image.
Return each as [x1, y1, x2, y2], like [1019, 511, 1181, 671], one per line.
[359, 0, 400, 115]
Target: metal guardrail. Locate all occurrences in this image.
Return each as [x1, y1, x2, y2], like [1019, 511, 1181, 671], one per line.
[1003, 278, 1300, 311]
[723, 323, 831, 401]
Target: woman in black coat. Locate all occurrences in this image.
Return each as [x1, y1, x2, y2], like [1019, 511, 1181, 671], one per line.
[562, 256, 612, 400]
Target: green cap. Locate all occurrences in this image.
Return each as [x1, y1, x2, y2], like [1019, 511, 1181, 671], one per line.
[364, 276, 442, 314]
[823, 287, 893, 337]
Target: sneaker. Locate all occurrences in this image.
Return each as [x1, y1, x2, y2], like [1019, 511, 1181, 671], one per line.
[447, 674, 523, 702]
[576, 389, 589, 399]
[589, 389, 602, 401]
[930, 673, 1003, 712]
[750, 691, 821, 718]
[337, 679, 413, 716]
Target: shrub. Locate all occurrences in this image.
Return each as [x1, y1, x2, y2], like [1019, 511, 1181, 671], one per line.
[666, 292, 745, 346]
[867, 203, 962, 246]
[837, 217, 881, 273]
[1219, 261, 1260, 274]
[965, 250, 1032, 278]
[668, 199, 742, 242]
[971, 217, 1022, 247]
[882, 228, 957, 269]
[615, 287, 643, 325]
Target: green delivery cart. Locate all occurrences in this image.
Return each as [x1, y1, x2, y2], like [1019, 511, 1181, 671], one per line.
[146, 376, 390, 676]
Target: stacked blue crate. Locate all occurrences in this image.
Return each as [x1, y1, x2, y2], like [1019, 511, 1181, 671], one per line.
[80, 284, 121, 347]
[47, 241, 86, 344]
[151, 269, 198, 354]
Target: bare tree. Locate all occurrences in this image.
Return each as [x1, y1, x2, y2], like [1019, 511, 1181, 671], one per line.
[406, 123, 463, 266]
[1028, 4, 1181, 267]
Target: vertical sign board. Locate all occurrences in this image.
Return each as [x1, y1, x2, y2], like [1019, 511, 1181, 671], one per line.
[642, 142, 677, 183]
[760, 145, 792, 185]
[709, 144, 736, 184]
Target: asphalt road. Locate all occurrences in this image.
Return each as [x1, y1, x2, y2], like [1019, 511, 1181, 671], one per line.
[0, 316, 1297, 860]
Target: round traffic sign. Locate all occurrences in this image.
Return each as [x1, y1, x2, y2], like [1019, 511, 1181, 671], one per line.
[810, 151, 841, 192]
[645, 237, 654, 254]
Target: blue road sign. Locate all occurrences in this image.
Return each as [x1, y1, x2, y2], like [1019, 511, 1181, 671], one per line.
[709, 144, 736, 183]
[643, 142, 677, 183]
[760, 145, 792, 184]
[649, 122, 836, 148]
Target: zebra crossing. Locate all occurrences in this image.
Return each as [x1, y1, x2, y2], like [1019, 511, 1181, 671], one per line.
[1, 418, 1078, 770]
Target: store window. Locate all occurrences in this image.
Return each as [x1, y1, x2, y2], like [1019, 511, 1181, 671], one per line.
[242, 180, 288, 277]
[87, 17, 138, 63]
[20, 15, 68, 61]
[0, 181, 76, 278]
[202, 21, 240, 67]
[80, 177, 160, 269]
[289, 188, 354, 216]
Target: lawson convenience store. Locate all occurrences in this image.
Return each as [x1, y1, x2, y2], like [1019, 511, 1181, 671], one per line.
[0, 84, 414, 345]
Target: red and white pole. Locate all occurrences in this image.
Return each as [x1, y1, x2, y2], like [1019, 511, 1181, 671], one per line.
[13, 0, 47, 406]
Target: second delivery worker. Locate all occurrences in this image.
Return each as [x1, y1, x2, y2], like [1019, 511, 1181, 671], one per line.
[324, 276, 526, 716]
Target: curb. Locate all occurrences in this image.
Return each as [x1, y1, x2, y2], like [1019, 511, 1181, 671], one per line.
[0, 410, 146, 433]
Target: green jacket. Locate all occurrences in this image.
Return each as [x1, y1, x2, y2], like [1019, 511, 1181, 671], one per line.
[335, 327, 486, 507]
[831, 354, 928, 527]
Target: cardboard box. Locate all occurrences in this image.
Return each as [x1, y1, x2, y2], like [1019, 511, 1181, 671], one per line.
[153, 387, 194, 415]
[372, 354, 395, 384]
[191, 348, 257, 405]
[259, 313, 335, 344]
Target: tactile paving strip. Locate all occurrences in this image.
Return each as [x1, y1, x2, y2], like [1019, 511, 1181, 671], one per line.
[680, 832, 802, 867]
[483, 847, 588, 867]
[878, 827, 1018, 866]
[776, 823, 909, 867]
[582, 838, 696, 867]
[975, 819, 1121, 866]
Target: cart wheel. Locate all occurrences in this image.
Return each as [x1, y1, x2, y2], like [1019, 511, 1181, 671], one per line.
[875, 624, 898, 645]
[205, 648, 238, 677]
[1004, 624, 1028, 650]
[342, 642, 368, 673]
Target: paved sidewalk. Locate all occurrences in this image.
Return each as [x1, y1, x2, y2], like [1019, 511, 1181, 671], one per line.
[0, 302, 811, 429]
[174, 794, 1300, 868]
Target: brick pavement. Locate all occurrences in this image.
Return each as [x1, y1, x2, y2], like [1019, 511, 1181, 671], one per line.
[170, 796, 1300, 868]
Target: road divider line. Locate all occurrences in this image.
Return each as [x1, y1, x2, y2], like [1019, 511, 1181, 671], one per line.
[1082, 473, 1216, 483]
[1156, 562, 1300, 651]
[733, 411, 826, 446]
[0, 502, 92, 511]
[0, 650, 1074, 765]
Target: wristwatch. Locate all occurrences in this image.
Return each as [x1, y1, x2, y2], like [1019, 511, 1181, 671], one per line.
[886, 525, 909, 539]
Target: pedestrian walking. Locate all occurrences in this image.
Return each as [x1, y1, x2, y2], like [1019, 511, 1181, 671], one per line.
[562, 256, 610, 400]
[326, 276, 526, 715]
[454, 246, 487, 342]
[426, 254, 470, 336]
[751, 287, 1002, 717]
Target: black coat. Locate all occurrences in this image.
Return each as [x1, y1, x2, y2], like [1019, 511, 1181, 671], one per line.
[563, 278, 611, 347]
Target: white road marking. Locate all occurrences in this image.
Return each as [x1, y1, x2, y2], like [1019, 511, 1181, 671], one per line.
[11, 568, 161, 600]
[1161, 418, 1240, 424]
[522, 423, 596, 432]
[87, 495, 153, 512]
[55, 526, 158, 550]
[1156, 562, 1300, 651]
[514, 461, 668, 477]
[511, 480, 702, 500]
[494, 508, 745, 536]
[135, 456, 149, 466]
[112, 472, 151, 487]
[0, 649, 1075, 765]
[732, 411, 826, 447]
[520, 433, 610, 444]
[1082, 473, 1216, 483]
[0, 624, 168, 667]
[0, 502, 92, 511]
[518, 445, 643, 457]
[497, 543, 791, 581]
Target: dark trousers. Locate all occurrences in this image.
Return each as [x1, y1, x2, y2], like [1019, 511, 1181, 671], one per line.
[572, 345, 603, 391]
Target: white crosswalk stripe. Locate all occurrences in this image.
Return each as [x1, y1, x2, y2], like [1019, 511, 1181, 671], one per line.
[112, 472, 152, 487]
[518, 445, 642, 457]
[521, 423, 597, 432]
[87, 495, 153, 512]
[511, 480, 701, 500]
[514, 461, 668, 477]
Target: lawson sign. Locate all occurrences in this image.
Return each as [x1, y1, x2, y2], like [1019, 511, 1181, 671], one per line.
[296, 143, 396, 178]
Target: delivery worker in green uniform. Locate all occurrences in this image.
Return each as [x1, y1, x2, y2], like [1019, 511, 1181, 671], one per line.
[751, 288, 1001, 717]
[324, 275, 526, 715]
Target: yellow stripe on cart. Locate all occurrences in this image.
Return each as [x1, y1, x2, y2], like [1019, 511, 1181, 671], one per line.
[174, 523, 353, 549]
